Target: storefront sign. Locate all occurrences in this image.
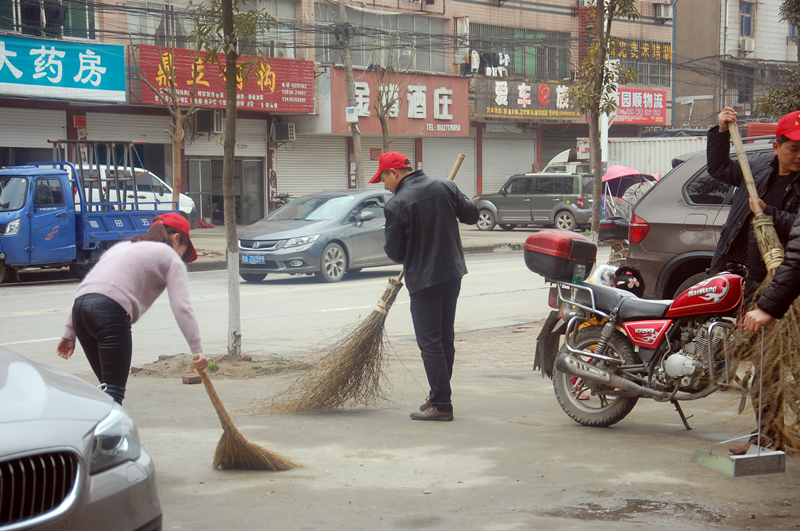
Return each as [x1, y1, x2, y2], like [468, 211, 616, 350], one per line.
[136, 45, 314, 114]
[614, 88, 667, 124]
[608, 38, 672, 62]
[330, 68, 469, 136]
[474, 76, 582, 121]
[0, 34, 125, 102]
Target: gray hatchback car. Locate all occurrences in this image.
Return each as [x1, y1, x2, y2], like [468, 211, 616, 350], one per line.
[0, 347, 161, 531]
[626, 140, 775, 299]
[473, 173, 593, 231]
[237, 189, 396, 283]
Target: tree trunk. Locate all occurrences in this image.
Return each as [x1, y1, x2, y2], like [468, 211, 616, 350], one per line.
[171, 115, 184, 208]
[589, 0, 606, 238]
[222, 0, 241, 357]
[339, 0, 364, 187]
[380, 114, 390, 152]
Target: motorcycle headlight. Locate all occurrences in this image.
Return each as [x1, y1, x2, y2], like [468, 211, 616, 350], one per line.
[90, 405, 141, 474]
[3, 218, 21, 236]
[280, 234, 319, 249]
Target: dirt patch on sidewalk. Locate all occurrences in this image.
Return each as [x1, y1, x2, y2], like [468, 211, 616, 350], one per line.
[130, 353, 309, 380]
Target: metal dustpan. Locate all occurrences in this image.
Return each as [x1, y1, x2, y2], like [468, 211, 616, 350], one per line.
[692, 330, 785, 477]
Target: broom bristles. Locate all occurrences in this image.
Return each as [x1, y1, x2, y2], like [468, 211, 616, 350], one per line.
[264, 278, 404, 414]
[199, 371, 299, 470]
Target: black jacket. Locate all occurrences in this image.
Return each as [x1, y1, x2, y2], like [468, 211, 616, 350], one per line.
[759, 214, 800, 318]
[384, 170, 479, 294]
[707, 126, 800, 276]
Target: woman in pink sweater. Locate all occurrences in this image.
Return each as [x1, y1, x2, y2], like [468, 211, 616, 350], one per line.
[57, 213, 208, 404]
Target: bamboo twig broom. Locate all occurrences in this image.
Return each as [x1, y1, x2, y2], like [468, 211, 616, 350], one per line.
[267, 155, 467, 414]
[728, 125, 800, 451]
[195, 358, 299, 470]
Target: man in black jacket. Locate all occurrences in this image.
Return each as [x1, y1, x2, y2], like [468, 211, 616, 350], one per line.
[708, 108, 800, 301]
[370, 152, 479, 421]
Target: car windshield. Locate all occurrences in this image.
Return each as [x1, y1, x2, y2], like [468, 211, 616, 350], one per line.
[0, 176, 28, 211]
[265, 195, 354, 221]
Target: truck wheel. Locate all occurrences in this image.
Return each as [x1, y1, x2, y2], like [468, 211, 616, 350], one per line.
[240, 273, 267, 283]
[477, 210, 496, 231]
[69, 262, 93, 280]
[553, 326, 640, 428]
[554, 210, 576, 231]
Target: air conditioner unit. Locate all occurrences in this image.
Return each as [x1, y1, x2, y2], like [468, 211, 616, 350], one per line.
[740, 37, 756, 54]
[655, 3, 673, 20]
[577, 0, 591, 7]
[273, 122, 296, 142]
[212, 109, 224, 134]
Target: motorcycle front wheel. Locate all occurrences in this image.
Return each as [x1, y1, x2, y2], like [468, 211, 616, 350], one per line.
[553, 325, 640, 428]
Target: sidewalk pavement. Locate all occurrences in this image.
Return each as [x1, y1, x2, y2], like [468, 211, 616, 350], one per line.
[187, 223, 544, 273]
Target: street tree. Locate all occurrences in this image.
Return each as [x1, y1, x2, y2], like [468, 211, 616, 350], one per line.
[568, 0, 638, 236]
[755, 0, 800, 118]
[371, 34, 413, 153]
[188, 0, 272, 357]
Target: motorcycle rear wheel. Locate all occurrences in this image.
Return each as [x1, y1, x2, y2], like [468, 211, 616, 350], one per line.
[553, 325, 640, 428]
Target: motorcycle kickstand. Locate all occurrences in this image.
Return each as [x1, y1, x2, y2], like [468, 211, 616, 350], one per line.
[671, 400, 695, 430]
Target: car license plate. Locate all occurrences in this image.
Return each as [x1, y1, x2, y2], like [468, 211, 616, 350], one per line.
[241, 254, 265, 264]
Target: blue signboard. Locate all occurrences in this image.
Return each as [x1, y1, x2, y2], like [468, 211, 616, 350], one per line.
[0, 34, 125, 102]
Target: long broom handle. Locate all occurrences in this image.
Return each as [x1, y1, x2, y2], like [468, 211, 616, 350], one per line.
[728, 124, 765, 217]
[396, 154, 466, 283]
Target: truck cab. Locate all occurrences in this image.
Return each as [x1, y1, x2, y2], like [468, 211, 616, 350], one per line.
[0, 163, 164, 283]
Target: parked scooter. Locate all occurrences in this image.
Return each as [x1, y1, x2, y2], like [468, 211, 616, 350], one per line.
[528, 230, 747, 429]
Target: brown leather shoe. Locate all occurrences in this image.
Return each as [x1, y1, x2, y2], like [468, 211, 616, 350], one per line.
[729, 442, 752, 455]
[419, 397, 431, 411]
[410, 406, 453, 421]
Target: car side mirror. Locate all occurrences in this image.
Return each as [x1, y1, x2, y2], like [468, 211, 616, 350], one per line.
[501, 188, 507, 196]
[358, 210, 376, 222]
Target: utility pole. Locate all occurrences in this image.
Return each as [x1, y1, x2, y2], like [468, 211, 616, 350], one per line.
[338, 0, 364, 187]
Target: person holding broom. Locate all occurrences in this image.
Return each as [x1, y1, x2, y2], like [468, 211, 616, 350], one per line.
[56, 212, 209, 404]
[709, 109, 800, 454]
[369, 152, 479, 421]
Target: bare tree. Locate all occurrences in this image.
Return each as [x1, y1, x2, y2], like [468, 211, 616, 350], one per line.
[371, 34, 413, 153]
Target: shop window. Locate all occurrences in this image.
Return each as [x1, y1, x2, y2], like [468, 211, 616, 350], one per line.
[740, 2, 754, 37]
[128, 0, 187, 48]
[4, 0, 96, 39]
[470, 24, 571, 81]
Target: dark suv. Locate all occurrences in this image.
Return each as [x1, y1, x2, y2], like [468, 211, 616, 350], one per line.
[626, 140, 775, 299]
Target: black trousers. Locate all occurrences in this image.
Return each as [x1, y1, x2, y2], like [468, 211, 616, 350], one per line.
[409, 277, 462, 413]
[72, 294, 132, 404]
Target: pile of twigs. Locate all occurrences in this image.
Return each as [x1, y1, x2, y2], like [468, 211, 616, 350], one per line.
[265, 278, 404, 414]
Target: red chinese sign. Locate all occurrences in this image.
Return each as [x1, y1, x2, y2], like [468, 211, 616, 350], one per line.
[614, 88, 667, 124]
[330, 67, 469, 136]
[136, 45, 315, 114]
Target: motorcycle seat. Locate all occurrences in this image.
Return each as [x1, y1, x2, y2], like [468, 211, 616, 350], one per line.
[574, 282, 634, 312]
[618, 297, 672, 321]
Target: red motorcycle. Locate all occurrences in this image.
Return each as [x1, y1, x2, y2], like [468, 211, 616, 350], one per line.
[527, 230, 745, 428]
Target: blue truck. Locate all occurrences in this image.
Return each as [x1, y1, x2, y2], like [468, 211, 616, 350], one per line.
[0, 162, 174, 283]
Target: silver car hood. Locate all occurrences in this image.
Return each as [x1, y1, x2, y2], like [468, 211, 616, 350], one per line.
[0, 347, 113, 424]
[238, 219, 333, 240]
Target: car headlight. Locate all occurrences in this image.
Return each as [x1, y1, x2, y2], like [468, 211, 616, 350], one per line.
[3, 218, 21, 236]
[280, 234, 320, 248]
[90, 405, 141, 474]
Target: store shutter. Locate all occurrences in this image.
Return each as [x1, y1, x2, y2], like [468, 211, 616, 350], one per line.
[86, 112, 172, 144]
[361, 136, 416, 189]
[421, 135, 476, 198]
[0, 108, 66, 148]
[481, 133, 537, 195]
[541, 131, 579, 166]
[185, 119, 267, 157]
[275, 135, 348, 197]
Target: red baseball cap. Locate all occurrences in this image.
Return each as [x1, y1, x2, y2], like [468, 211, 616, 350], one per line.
[152, 212, 198, 263]
[776, 110, 800, 141]
[369, 152, 412, 183]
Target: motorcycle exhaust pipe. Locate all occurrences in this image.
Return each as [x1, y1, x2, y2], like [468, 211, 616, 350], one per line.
[556, 352, 673, 400]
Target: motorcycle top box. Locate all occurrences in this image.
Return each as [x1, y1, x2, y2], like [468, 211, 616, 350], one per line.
[524, 229, 597, 282]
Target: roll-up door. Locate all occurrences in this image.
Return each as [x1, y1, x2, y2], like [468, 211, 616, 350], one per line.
[481, 133, 537, 195]
[361, 136, 415, 189]
[0, 108, 66, 148]
[275, 135, 348, 197]
[185, 119, 267, 157]
[421, 135, 476, 198]
[86, 112, 172, 144]
[541, 130, 579, 166]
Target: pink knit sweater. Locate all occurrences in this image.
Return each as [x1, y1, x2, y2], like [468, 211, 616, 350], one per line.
[63, 241, 203, 353]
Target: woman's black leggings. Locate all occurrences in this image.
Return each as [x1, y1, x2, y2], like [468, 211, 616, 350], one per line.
[72, 293, 132, 404]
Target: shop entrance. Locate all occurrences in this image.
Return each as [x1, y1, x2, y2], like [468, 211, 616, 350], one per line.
[187, 157, 265, 225]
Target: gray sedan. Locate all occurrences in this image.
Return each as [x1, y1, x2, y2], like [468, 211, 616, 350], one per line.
[0, 347, 161, 531]
[237, 189, 396, 283]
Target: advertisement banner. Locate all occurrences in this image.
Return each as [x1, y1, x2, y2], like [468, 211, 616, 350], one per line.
[136, 44, 315, 114]
[474, 76, 582, 122]
[614, 88, 667, 124]
[0, 34, 125, 102]
[330, 67, 469, 136]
